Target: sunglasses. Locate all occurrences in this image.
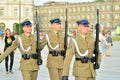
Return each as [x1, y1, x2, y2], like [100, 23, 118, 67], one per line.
[84, 25, 89, 27]
[79, 25, 89, 27]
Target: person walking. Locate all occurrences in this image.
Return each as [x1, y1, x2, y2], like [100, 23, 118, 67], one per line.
[99, 32, 107, 56]
[40, 18, 66, 80]
[0, 19, 40, 80]
[62, 19, 102, 80]
[105, 32, 113, 56]
[2, 28, 15, 74]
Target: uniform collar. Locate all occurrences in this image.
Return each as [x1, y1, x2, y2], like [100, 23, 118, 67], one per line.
[23, 33, 32, 37]
[80, 34, 86, 40]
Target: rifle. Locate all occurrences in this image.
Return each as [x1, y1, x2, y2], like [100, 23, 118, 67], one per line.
[64, 3, 68, 57]
[94, 9, 100, 69]
[35, 8, 42, 65]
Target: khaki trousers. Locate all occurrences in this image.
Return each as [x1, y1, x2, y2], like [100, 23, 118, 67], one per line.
[75, 76, 96, 80]
[48, 68, 63, 80]
[21, 70, 38, 80]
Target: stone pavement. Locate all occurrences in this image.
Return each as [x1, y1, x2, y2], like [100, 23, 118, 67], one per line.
[0, 39, 120, 80]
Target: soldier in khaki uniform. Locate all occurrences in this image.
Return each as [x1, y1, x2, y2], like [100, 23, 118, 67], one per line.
[0, 19, 39, 80]
[62, 19, 102, 80]
[40, 18, 65, 80]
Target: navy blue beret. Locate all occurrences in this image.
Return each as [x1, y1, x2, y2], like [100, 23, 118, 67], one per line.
[21, 20, 32, 27]
[50, 18, 61, 24]
[76, 19, 89, 26]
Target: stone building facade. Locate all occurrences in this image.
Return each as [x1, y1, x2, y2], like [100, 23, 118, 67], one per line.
[37, 1, 120, 34]
[0, 0, 33, 34]
[0, 0, 120, 35]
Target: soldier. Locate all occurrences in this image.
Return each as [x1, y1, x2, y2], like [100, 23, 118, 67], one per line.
[62, 19, 102, 80]
[0, 19, 39, 80]
[40, 18, 65, 80]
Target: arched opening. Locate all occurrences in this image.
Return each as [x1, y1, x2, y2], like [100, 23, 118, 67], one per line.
[0, 22, 5, 36]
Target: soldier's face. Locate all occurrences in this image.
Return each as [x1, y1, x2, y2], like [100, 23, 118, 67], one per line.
[23, 26, 32, 33]
[78, 25, 89, 35]
[52, 23, 61, 32]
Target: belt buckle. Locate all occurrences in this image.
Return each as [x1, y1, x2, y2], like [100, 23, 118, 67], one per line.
[80, 57, 88, 63]
[26, 54, 30, 59]
[58, 51, 60, 54]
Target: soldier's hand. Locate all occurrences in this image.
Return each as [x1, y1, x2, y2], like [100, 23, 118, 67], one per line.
[94, 63, 100, 69]
[0, 50, 2, 55]
[62, 76, 68, 80]
[37, 59, 42, 65]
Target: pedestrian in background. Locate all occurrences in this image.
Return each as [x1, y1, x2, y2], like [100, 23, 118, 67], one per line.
[40, 18, 66, 80]
[2, 28, 15, 74]
[62, 19, 102, 80]
[99, 32, 107, 56]
[105, 32, 113, 56]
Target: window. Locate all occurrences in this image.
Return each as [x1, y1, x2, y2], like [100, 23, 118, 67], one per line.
[107, 22, 111, 27]
[102, 14, 105, 19]
[13, 8, 18, 16]
[73, 7, 76, 12]
[101, 5, 105, 11]
[44, 9, 47, 13]
[107, 14, 111, 19]
[25, 8, 29, 16]
[82, 15, 85, 18]
[96, 6, 100, 10]
[115, 14, 119, 19]
[60, 15, 63, 20]
[82, 7, 85, 11]
[77, 7, 80, 12]
[87, 7, 90, 11]
[0, 8, 4, 16]
[48, 10, 51, 14]
[87, 15, 90, 19]
[69, 15, 72, 20]
[69, 8, 72, 12]
[13, 0, 18, 2]
[53, 9, 55, 13]
[60, 8, 63, 13]
[77, 15, 80, 19]
[91, 15, 94, 19]
[40, 10, 43, 13]
[91, 6, 95, 11]
[107, 5, 112, 11]
[115, 4, 120, 11]
[56, 8, 59, 13]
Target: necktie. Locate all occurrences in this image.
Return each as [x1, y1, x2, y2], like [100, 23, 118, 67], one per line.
[85, 37, 88, 44]
[56, 33, 59, 39]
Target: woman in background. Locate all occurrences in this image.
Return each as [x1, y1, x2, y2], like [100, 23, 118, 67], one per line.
[100, 32, 107, 56]
[2, 28, 15, 74]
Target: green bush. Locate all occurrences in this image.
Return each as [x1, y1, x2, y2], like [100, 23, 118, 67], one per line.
[112, 37, 120, 41]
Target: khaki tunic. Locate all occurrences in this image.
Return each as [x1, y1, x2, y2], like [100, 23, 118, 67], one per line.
[62, 34, 102, 77]
[41, 31, 65, 68]
[0, 33, 39, 71]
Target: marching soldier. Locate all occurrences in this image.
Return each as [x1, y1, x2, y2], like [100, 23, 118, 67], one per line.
[62, 19, 102, 80]
[40, 18, 65, 80]
[0, 19, 39, 80]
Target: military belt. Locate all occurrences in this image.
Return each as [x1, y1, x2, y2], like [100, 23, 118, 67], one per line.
[76, 57, 95, 63]
[49, 50, 65, 56]
[22, 54, 38, 60]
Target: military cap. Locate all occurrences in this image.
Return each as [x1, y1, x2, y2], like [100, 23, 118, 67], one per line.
[76, 19, 89, 26]
[21, 19, 32, 27]
[50, 18, 61, 24]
